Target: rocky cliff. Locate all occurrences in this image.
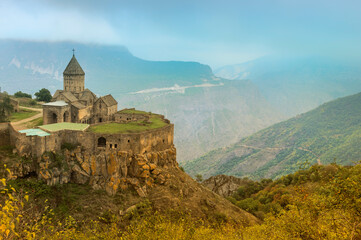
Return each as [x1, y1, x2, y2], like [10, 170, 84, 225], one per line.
[11, 146, 177, 197]
[1, 146, 259, 225]
[202, 175, 245, 197]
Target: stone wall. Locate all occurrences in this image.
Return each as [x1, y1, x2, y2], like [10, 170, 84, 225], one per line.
[10, 123, 174, 159]
[5, 116, 177, 197]
[64, 74, 85, 93]
[0, 122, 11, 146]
[114, 112, 150, 123]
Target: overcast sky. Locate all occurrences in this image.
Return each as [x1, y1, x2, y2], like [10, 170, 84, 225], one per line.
[1, 0, 360, 68]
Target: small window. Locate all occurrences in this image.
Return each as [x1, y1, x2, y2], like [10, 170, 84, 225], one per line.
[115, 144, 117, 148]
[163, 139, 165, 143]
[128, 140, 130, 143]
[110, 144, 112, 148]
[99, 118, 102, 123]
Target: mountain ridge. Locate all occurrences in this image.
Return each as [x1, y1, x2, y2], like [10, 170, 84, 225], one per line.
[184, 91, 361, 179]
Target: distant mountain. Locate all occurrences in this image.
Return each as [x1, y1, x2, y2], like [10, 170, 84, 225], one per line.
[122, 80, 283, 162]
[0, 40, 215, 95]
[0, 40, 284, 162]
[184, 92, 361, 179]
[215, 56, 361, 116]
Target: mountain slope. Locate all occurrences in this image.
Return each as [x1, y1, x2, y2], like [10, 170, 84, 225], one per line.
[215, 56, 361, 116]
[184, 92, 361, 179]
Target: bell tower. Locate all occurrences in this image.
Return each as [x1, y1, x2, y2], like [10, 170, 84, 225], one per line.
[63, 50, 85, 94]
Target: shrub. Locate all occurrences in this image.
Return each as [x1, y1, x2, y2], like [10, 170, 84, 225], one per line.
[14, 91, 32, 99]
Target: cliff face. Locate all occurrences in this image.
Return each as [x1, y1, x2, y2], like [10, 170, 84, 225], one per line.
[1, 144, 259, 225]
[33, 146, 177, 196]
[202, 175, 245, 197]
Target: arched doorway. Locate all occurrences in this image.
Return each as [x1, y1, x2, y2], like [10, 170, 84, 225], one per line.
[63, 111, 69, 122]
[97, 137, 106, 147]
[51, 113, 57, 123]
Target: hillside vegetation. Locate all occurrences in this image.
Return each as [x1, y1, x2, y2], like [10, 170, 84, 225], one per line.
[0, 145, 258, 239]
[184, 92, 361, 179]
[1, 153, 361, 239]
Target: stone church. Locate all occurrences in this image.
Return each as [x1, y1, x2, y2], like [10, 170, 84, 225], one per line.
[42, 53, 118, 125]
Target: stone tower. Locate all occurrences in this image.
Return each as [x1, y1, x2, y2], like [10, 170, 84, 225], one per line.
[63, 53, 85, 94]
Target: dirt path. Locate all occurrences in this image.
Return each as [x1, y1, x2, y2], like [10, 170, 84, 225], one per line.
[297, 147, 322, 165]
[11, 106, 43, 130]
[239, 144, 322, 165]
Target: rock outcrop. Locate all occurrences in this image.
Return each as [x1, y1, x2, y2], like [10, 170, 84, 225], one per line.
[202, 174, 245, 197]
[10, 146, 177, 196]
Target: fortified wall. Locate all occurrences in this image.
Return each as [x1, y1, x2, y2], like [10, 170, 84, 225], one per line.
[1, 54, 179, 196]
[13, 123, 174, 158]
[3, 109, 178, 196]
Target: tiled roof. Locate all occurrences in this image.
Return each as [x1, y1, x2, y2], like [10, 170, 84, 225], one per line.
[61, 91, 78, 103]
[43, 101, 68, 107]
[79, 89, 97, 101]
[53, 90, 62, 99]
[63, 55, 85, 75]
[98, 94, 117, 107]
[71, 101, 86, 109]
[19, 128, 51, 137]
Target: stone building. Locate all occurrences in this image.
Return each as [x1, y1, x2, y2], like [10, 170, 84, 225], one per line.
[2, 52, 176, 196]
[43, 54, 117, 125]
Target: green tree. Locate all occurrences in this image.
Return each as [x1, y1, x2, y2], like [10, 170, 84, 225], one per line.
[14, 91, 32, 99]
[34, 88, 52, 102]
[0, 96, 14, 122]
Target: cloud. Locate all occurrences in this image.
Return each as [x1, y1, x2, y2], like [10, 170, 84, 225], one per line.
[9, 57, 21, 68]
[0, 1, 121, 45]
[131, 82, 225, 95]
[1, 0, 361, 68]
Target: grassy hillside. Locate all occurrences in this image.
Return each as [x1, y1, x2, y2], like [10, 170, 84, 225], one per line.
[184, 92, 361, 179]
[225, 163, 361, 239]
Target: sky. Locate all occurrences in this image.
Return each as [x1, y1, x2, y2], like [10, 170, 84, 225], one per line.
[1, 0, 361, 68]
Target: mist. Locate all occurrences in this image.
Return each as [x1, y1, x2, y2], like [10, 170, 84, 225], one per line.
[1, 0, 361, 68]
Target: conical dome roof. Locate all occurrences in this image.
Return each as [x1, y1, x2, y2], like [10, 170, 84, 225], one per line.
[63, 55, 85, 75]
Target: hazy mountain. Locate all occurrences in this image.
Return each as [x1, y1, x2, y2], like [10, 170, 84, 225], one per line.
[0, 40, 215, 95]
[184, 92, 361, 179]
[215, 56, 361, 116]
[120, 80, 283, 162]
[0, 40, 284, 162]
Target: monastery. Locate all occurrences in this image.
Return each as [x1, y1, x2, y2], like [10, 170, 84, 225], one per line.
[43, 53, 117, 125]
[0, 53, 176, 195]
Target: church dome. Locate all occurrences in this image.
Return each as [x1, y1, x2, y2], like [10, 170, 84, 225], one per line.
[63, 55, 85, 75]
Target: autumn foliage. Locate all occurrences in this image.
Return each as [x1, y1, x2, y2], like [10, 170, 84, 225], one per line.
[1, 163, 361, 239]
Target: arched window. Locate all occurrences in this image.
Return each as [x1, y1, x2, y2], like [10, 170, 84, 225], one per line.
[97, 137, 106, 147]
